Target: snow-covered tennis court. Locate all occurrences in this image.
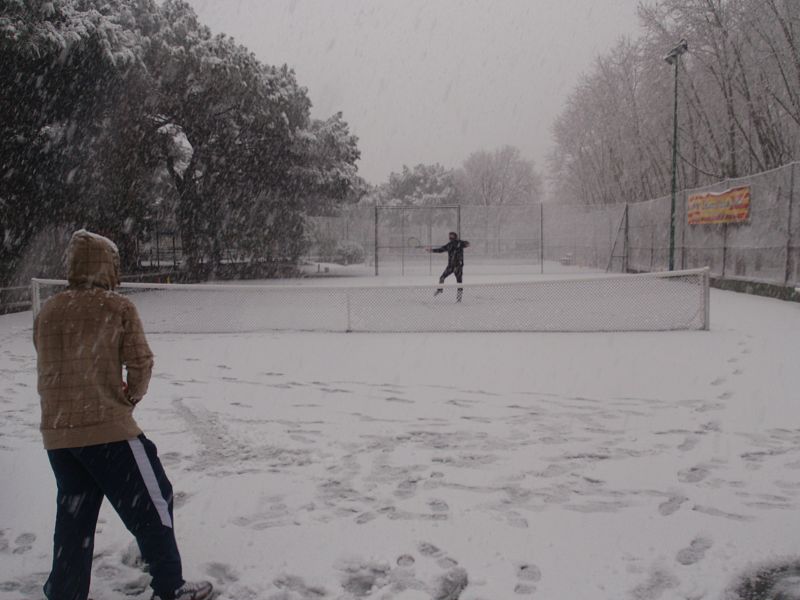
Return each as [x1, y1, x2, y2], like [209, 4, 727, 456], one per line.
[1, 275, 799, 599]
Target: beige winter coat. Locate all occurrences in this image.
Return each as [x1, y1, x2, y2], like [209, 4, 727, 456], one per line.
[33, 230, 154, 450]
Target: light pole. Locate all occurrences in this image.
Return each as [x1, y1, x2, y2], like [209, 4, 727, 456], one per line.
[665, 39, 688, 271]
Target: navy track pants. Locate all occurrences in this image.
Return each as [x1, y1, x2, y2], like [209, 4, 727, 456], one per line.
[44, 434, 184, 600]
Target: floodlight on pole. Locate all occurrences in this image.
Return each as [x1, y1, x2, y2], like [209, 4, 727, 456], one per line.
[665, 39, 688, 271]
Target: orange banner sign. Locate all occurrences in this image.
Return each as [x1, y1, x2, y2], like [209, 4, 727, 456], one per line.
[687, 186, 751, 225]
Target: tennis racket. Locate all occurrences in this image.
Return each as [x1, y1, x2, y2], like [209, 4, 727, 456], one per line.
[407, 236, 425, 249]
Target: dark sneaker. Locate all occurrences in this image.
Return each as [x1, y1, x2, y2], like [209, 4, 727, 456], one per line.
[152, 581, 213, 600]
[434, 288, 443, 297]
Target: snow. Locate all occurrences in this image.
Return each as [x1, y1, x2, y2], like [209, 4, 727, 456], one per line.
[157, 124, 194, 178]
[1, 280, 799, 599]
[70, 228, 119, 254]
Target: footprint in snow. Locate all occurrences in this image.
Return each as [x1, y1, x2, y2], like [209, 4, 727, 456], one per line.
[676, 536, 713, 565]
[271, 574, 328, 598]
[433, 567, 468, 600]
[394, 478, 419, 499]
[112, 574, 151, 597]
[386, 396, 415, 404]
[12, 532, 35, 555]
[418, 542, 443, 557]
[678, 435, 700, 451]
[630, 568, 679, 600]
[658, 495, 688, 516]
[337, 559, 391, 597]
[678, 465, 710, 483]
[506, 511, 529, 529]
[397, 554, 415, 567]
[354, 511, 378, 525]
[514, 563, 541, 595]
[205, 561, 239, 584]
[94, 562, 121, 581]
[0, 571, 50, 595]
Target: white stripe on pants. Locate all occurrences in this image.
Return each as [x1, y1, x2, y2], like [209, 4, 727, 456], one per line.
[128, 438, 173, 528]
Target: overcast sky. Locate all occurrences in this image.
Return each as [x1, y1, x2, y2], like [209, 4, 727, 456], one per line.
[186, 0, 643, 185]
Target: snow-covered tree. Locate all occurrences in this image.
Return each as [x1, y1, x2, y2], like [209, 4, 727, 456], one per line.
[456, 146, 542, 206]
[549, 0, 800, 206]
[1, 0, 363, 283]
[373, 163, 457, 207]
[1, 0, 156, 278]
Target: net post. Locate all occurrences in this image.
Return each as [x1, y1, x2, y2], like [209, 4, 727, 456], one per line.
[346, 291, 352, 333]
[31, 278, 42, 321]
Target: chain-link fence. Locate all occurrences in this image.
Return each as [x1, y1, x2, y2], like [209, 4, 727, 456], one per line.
[307, 203, 628, 276]
[310, 162, 798, 289]
[136, 230, 182, 269]
[593, 163, 798, 287]
[32, 269, 709, 333]
[677, 164, 796, 285]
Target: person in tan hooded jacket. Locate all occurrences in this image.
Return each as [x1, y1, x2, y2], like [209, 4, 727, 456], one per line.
[35, 230, 153, 448]
[34, 230, 212, 600]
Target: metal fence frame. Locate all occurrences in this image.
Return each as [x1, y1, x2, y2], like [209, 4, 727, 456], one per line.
[317, 162, 798, 290]
[373, 204, 461, 276]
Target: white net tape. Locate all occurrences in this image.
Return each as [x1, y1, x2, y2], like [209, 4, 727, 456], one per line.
[32, 268, 709, 333]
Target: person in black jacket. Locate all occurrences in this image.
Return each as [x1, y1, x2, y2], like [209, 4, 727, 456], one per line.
[427, 231, 470, 301]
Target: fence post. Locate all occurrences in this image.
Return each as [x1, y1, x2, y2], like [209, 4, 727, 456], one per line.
[428, 212, 433, 276]
[703, 267, 711, 331]
[786, 162, 796, 286]
[721, 223, 728, 278]
[623, 203, 630, 273]
[680, 190, 687, 270]
[401, 208, 405, 277]
[374, 204, 379, 277]
[606, 207, 627, 272]
[540, 203, 544, 274]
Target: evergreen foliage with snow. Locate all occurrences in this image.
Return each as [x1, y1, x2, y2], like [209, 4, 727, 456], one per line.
[0, 0, 364, 283]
